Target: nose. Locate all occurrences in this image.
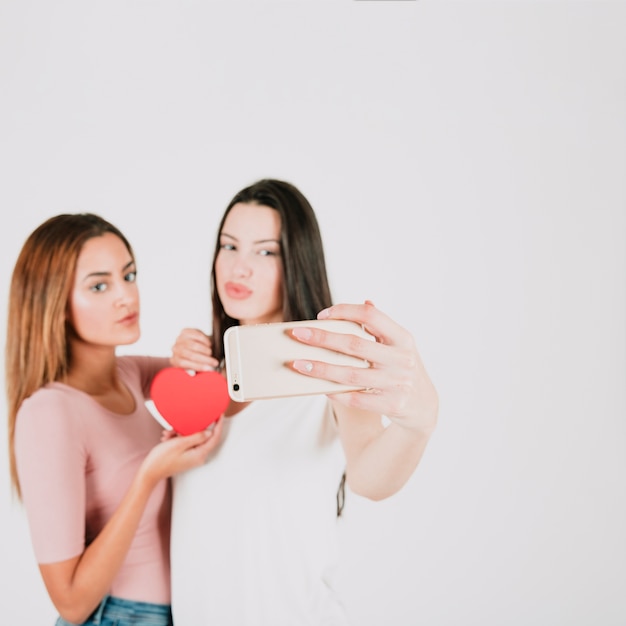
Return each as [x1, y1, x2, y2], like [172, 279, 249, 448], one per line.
[232, 256, 252, 279]
[115, 280, 138, 308]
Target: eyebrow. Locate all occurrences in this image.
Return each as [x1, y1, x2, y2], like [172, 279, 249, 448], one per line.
[81, 260, 135, 282]
[220, 232, 280, 245]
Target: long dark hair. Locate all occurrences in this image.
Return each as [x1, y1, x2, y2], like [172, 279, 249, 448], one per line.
[210, 178, 332, 363]
[209, 179, 347, 514]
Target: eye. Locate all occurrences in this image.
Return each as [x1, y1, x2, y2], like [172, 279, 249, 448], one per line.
[125, 271, 137, 283]
[258, 248, 280, 257]
[219, 243, 236, 251]
[90, 282, 108, 293]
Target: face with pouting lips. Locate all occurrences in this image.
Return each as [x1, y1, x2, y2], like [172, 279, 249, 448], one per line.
[67, 232, 140, 347]
[215, 202, 284, 326]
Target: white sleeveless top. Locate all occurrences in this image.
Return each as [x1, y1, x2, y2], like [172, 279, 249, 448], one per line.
[170, 394, 350, 626]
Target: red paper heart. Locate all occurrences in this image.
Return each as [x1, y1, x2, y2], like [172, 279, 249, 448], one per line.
[150, 368, 230, 435]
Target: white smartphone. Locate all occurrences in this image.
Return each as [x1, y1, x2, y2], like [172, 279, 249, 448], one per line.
[223, 319, 374, 402]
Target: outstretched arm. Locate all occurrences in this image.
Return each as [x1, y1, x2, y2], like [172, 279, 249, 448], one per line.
[289, 301, 438, 500]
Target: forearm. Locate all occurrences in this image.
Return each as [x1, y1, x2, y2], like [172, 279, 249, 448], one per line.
[345, 421, 432, 501]
[41, 471, 159, 624]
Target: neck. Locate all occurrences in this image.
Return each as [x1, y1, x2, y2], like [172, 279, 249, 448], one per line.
[64, 339, 136, 414]
[64, 338, 119, 395]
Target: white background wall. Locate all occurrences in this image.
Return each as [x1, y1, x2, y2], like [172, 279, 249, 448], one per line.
[1, 2, 624, 624]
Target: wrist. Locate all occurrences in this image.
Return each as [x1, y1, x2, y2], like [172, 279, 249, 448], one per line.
[390, 411, 437, 439]
[135, 458, 162, 493]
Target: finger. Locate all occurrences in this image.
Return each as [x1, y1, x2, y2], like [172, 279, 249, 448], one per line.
[160, 429, 177, 442]
[213, 416, 224, 434]
[170, 337, 219, 370]
[290, 324, 376, 360]
[170, 354, 219, 372]
[328, 389, 402, 416]
[177, 328, 211, 343]
[171, 329, 213, 356]
[318, 302, 412, 348]
[185, 337, 214, 355]
[175, 429, 212, 449]
[290, 323, 414, 371]
[188, 421, 224, 457]
[291, 357, 390, 391]
[171, 339, 214, 360]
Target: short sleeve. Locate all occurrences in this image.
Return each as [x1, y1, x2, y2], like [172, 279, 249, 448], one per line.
[15, 388, 87, 564]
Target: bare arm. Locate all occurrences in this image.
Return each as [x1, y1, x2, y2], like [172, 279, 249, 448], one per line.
[289, 301, 438, 500]
[38, 424, 222, 624]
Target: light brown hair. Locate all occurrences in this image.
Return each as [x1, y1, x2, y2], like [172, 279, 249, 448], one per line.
[5, 213, 134, 496]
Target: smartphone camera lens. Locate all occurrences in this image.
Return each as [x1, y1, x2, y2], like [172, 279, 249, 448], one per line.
[233, 384, 240, 392]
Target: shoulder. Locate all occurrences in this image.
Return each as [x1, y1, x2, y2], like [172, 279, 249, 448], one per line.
[117, 355, 170, 398]
[15, 384, 87, 444]
[18, 384, 81, 419]
[117, 355, 170, 379]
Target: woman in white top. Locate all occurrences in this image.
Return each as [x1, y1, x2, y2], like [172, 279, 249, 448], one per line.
[169, 179, 438, 625]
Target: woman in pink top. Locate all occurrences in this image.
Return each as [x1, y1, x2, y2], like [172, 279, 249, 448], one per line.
[6, 213, 223, 626]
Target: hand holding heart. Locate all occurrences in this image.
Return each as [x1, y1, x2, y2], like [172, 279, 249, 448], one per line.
[151, 367, 230, 435]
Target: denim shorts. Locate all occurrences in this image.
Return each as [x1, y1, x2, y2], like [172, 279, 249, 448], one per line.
[54, 595, 173, 626]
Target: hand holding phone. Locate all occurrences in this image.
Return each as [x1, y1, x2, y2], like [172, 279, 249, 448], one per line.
[223, 319, 374, 402]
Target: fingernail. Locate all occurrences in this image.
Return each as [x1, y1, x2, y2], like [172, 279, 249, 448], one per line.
[292, 327, 312, 340]
[317, 308, 330, 319]
[293, 360, 313, 373]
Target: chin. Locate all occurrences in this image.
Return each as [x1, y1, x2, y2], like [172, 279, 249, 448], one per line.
[119, 330, 141, 344]
[223, 300, 282, 326]
[223, 302, 254, 322]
